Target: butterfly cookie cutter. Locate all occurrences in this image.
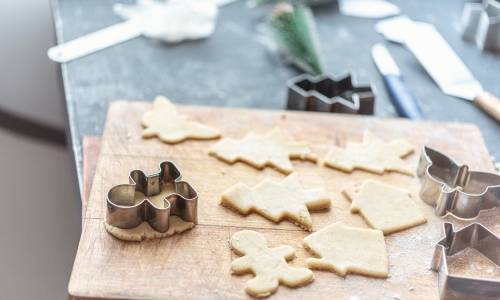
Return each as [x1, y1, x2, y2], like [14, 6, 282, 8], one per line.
[416, 146, 500, 219]
[106, 161, 198, 233]
[286, 71, 376, 115]
[431, 222, 500, 300]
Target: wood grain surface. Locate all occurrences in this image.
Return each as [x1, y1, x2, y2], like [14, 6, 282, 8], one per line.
[474, 92, 500, 123]
[82, 135, 102, 226]
[69, 102, 500, 300]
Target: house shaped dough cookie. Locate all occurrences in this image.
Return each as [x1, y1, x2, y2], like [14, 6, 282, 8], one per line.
[303, 222, 388, 277]
[342, 179, 427, 234]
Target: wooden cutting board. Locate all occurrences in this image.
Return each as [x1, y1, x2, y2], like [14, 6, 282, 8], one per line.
[69, 102, 500, 300]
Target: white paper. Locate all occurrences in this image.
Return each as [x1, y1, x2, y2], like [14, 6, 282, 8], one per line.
[114, 0, 218, 43]
[374, 15, 414, 43]
[339, 0, 400, 19]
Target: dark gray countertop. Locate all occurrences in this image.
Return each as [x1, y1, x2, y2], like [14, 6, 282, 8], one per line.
[52, 0, 500, 193]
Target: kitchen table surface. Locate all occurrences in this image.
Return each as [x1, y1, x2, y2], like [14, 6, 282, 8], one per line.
[51, 0, 500, 202]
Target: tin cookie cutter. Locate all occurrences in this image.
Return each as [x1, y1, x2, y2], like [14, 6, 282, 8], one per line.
[106, 161, 198, 233]
[431, 222, 500, 300]
[461, 0, 500, 52]
[286, 71, 376, 115]
[416, 146, 500, 219]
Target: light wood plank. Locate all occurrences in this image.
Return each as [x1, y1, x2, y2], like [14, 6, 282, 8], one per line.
[70, 102, 499, 299]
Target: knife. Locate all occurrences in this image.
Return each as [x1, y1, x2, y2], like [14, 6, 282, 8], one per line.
[376, 17, 500, 123]
[371, 43, 425, 119]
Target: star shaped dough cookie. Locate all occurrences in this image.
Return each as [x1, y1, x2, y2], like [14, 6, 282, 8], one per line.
[230, 230, 314, 297]
[303, 222, 388, 277]
[141, 95, 221, 143]
[221, 173, 330, 230]
[342, 180, 427, 234]
[324, 131, 414, 176]
[209, 128, 317, 174]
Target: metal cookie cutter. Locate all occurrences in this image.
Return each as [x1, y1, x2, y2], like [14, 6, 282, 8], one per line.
[431, 222, 500, 300]
[461, 0, 500, 52]
[286, 71, 376, 115]
[416, 146, 500, 219]
[106, 161, 198, 233]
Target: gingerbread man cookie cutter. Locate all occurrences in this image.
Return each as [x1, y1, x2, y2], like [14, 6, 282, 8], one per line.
[106, 161, 198, 233]
[416, 146, 500, 219]
[431, 222, 500, 300]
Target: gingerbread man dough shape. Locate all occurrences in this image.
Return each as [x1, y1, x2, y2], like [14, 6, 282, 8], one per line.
[230, 230, 314, 297]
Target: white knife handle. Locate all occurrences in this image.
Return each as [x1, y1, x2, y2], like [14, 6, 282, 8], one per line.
[48, 20, 142, 63]
[474, 92, 500, 123]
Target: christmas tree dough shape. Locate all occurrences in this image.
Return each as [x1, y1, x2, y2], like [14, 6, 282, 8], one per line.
[104, 216, 194, 242]
[221, 173, 330, 230]
[141, 95, 221, 143]
[324, 131, 414, 176]
[343, 179, 427, 234]
[303, 222, 388, 277]
[230, 230, 314, 297]
[209, 127, 317, 174]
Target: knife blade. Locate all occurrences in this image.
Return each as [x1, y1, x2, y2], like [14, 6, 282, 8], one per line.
[371, 43, 425, 119]
[376, 16, 500, 122]
[48, 20, 142, 63]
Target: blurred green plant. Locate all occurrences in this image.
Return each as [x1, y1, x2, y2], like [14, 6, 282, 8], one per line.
[265, 3, 325, 75]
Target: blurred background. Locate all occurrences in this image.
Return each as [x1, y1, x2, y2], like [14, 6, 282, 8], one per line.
[0, 0, 80, 299]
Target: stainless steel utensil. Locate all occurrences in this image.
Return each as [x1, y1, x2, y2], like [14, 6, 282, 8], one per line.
[106, 161, 198, 233]
[416, 146, 500, 219]
[376, 16, 500, 122]
[432, 222, 500, 300]
[371, 43, 424, 119]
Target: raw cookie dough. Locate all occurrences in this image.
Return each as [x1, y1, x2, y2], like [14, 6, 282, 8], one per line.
[324, 131, 414, 176]
[104, 216, 194, 241]
[141, 95, 221, 143]
[343, 179, 427, 234]
[133, 182, 176, 207]
[230, 230, 314, 297]
[221, 173, 331, 230]
[303, 222, 388, 277]
[209, 127, 317, 174]
[106, 183, 194, 241]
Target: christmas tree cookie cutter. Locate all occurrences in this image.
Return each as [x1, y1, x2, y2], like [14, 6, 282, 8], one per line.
[106, 161, 198, 233]
[431, 222, 500, 300]
[416, 146, 500, 219]
[286, 71, 376, 115]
